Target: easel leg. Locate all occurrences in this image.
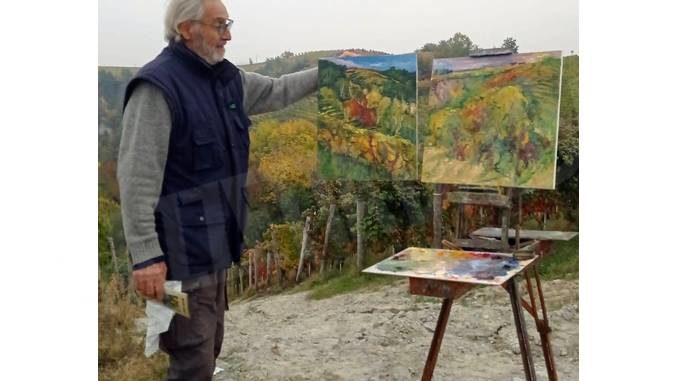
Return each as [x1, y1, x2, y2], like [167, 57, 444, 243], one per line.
[507, 278, 537, 381]
[523, 267, 558, 381]
[421, 298, 453, 381]
[533, 269, 558, 381]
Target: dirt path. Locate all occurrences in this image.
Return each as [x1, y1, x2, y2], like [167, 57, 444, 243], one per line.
[216, 279, 578, 381]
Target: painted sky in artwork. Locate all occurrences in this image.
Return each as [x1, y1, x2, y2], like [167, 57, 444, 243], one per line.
[317, 53, 418, 181]
[421, 51, 562, 189]
[323, 53, 418, 73]
[363, 247, 535, 286]
[432, 52, 553, 75]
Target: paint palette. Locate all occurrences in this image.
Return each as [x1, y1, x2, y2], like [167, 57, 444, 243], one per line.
[363, 247, 536, 286]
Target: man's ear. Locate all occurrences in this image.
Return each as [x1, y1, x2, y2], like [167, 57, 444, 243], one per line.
[177, 20, 193, 41]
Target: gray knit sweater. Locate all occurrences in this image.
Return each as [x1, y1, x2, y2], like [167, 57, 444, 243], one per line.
[118, 67, 318, 267]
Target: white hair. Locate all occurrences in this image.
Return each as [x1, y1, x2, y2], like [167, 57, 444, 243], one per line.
[164, 0, 206, 42]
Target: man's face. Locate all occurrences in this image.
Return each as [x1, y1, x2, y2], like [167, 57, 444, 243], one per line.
[185, 0, 231, 65]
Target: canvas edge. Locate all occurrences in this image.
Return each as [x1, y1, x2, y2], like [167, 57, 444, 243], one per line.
[551, 51, 565, 190]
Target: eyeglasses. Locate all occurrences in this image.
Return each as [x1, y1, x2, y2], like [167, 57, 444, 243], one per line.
[194, 18, 234, 35]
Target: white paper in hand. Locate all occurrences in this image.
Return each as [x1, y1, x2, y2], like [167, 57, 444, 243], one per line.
[144, 280, 182, 357]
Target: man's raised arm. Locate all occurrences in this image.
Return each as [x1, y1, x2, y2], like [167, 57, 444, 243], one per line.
[240, 67, 318, 115]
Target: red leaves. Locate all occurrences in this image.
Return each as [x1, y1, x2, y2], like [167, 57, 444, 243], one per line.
[344, 99, 377, 127]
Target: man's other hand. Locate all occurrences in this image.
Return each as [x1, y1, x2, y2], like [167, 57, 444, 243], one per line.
[133, 262, 167, 301]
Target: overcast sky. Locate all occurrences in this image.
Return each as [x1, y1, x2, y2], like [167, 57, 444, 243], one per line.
[99, 0, 578, 67]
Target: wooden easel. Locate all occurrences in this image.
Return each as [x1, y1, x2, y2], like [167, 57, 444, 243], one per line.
[418, 185, 562, 381]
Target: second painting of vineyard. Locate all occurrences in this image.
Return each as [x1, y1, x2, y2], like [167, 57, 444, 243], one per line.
[318, 53, 418, 181]
[421, 51, 563, 189]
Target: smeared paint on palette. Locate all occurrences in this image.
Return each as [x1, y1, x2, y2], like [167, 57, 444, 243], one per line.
[363, 247, 536, 286]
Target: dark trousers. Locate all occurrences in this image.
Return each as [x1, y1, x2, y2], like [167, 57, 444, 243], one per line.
[160, 270, 227, 381]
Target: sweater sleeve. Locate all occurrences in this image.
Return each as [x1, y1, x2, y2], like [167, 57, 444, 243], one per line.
[240, 67, 318, 115]
[117, 82, 171, 268]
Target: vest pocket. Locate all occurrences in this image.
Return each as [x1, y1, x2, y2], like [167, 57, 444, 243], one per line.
[192, 129, 222, 171]
[175, 196, 228, 268]
[231, 112, 251, 150]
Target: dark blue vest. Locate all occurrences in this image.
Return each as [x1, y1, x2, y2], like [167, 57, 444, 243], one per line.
[124, 41, 251, 280]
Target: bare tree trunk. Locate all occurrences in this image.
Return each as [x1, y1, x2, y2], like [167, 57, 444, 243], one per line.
[356, 198, 367, 270]
[296, 216, 312, 283]
[107, 237, 118, 276]
[320, 203, 336, 274]
[433, 184, 443, 248]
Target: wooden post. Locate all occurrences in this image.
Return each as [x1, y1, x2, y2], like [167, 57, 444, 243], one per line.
[253, 250, 258, 290]
[296, 216, 312, 283]
[320, 203, 336, 274]
[228, 267, 234, 295]
[125, 249, 134, 294]
[107, 237, 118, 276]
[455, 201, 462, 239]
[501, 188, 513, 251]
[266, 251, 272, 286]
[275, 251, 283, 286]
[272, 231, 283, 286]
[356, 197, 366, 270]
[238, 265, 244, 295]
[432, 184, 443, 248]
[248, 252, 253, 289]
[516, 189, 522, 250]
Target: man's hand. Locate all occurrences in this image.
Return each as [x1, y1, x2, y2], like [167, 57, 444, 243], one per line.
[133, 261, 167, 301]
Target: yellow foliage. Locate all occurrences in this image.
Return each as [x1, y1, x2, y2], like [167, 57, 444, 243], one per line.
[366, 88, 382, 108]
[265, 223, 302, 272]
[319, 119, 415, 175]
[428, 108, 454, 146]
[250, 118, 318, 189]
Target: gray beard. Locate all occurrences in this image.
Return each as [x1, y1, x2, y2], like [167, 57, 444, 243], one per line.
[192, 31, 224, 65]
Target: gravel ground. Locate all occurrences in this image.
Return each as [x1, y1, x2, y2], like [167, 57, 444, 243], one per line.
[214, 278, 578, 381]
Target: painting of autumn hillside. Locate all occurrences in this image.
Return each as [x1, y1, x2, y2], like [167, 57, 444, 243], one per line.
[318, 53, 418, 180]
[421, 51, 562, 189]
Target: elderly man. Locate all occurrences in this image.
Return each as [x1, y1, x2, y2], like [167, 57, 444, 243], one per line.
[117, 0, 317, 379]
